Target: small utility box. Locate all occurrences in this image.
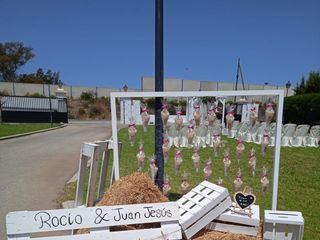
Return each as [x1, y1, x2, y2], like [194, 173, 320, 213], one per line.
[263, 210, 304, 240]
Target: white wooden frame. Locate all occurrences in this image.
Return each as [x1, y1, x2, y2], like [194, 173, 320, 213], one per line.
[110, 90, 284, 210]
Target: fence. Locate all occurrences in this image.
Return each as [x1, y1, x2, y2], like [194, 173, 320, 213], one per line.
[0, 96, 68, 123]
[0, 82, 136, 99]
[0, 78, 294, 99]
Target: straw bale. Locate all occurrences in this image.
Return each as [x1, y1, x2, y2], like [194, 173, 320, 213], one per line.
[78, 172, 167, 234]
[97, 172, 168, 206]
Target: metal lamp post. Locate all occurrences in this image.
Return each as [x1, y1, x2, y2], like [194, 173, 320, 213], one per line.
[285, 81, 291, 97]
[122, 85, 128, 124]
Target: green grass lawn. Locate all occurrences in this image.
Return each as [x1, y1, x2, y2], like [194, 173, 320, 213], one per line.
[61, 125, 320, 239]
[0, 123, 62, 137]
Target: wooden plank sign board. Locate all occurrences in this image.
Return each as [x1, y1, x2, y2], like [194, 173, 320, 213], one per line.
[6, 202, 182, 240]
[263, 210, 304, 240]
[177, 181, 232, 239]
[206, 203, 260, 236]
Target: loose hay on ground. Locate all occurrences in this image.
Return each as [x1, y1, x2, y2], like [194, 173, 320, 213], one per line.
[193, 224, 263, 240]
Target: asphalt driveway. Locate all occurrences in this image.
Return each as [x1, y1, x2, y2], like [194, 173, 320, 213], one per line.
[0, 120, 112, 237]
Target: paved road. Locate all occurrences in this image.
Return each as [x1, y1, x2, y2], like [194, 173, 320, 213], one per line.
[0, 121, 112, 237]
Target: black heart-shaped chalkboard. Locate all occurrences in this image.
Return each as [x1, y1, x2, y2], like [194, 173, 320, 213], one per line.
[235, 192, 256, 209]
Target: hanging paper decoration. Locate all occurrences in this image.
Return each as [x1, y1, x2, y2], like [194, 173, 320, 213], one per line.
[187, 122, 195, 145]
[162, 135, 170, 162]
[136, 141, 145, 171]
[175, 106, 183, 131]
[180, 171, 190, 195]
[149, 155, 158, 182]
[234, 168, 243, 192]
[203, 158, 212, 180]
[207, 104, 216, 127]
[212, 132, 221, 157]
[161, 103, 170, 128]
[193, 103, 201, 127]
[162, 175, 171, 197]
[191, 146, 200, 172]
[265, 102, 274, 123]
[174, 149, 183, 174]
[141, 103, 150, 132]
[261, 131, 270, 157]
[248, 148, 257, 177]
[260, 167, 269, 196]
[236, 138, 245, 163]
[226, 105, 235, 135]
[223, 149, 231, 177]
[249, 105, 258, 128]
[127, 119, 137, 147]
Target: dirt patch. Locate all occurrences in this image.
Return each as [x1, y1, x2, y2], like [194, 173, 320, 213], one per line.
[67, 98, 118, 120]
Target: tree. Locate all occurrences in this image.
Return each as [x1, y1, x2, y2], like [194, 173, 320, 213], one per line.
[0, 42, 35, 82]
[295, 76, 306, 95]
[305, 71, 320, 93]
[18, 68, 63, 84]
[295, 71, 320, 95]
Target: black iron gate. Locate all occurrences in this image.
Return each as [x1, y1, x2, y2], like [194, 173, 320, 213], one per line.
[0, 96, 68, 123]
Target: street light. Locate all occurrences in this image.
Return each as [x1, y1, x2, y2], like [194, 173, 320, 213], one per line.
[122, 85, 128, 124]
[285, 81, 291, 97]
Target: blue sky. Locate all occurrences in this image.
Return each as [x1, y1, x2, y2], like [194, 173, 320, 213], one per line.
[1, 0, 319, 89]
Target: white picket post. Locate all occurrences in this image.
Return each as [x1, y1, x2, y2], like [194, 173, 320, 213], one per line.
[75, 143, 98, 207]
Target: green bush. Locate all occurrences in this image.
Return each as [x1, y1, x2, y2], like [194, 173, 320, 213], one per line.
[284, 93, 320, 125]
[100, 96, 110, 105]
[80, 91, 95, 101]
[0, 90, 9, 96]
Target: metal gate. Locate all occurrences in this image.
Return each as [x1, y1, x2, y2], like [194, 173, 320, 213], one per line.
[0, 96, 68, 123]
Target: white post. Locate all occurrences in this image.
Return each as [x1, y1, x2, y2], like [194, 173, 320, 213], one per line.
[110, 93, 120, 180]
[221, 98, 226, 128]
[272, 92, 284, 210]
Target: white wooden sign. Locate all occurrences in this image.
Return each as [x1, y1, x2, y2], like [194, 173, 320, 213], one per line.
[6, 202, 182, 240]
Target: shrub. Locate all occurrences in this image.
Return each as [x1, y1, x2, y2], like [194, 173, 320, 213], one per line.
[68, 112, 75, 119]
[0, 90, 9, 96]
[284, 93, 320, 125]
[100, 96, 110, 105]
[77, 107, 86, 116]
[89, 105, 103, 118]
[80, 91, 95, 101]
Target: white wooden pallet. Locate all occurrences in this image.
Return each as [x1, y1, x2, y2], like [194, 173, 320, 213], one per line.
[206, 203, 260, 236]
[263, 210, 304, 240]
[177, 181, 232, 239]
[6, 202, 182, 240]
